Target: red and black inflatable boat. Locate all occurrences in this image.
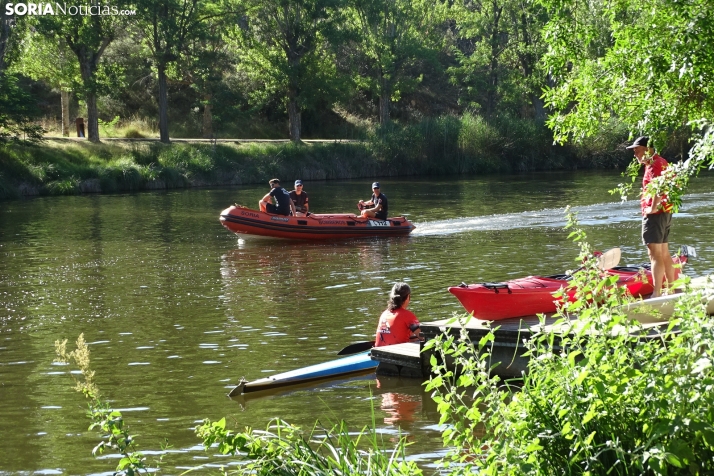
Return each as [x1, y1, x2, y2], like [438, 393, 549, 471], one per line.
[449, 254, 689, 321]
[219, 205, 416, 240]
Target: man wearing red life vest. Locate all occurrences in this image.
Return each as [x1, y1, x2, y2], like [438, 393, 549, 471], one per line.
[626, 136, 675, 297]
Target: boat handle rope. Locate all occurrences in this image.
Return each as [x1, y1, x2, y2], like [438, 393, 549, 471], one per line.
[481, 282, 512, 294]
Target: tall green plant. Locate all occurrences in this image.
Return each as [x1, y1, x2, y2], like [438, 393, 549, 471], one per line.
[196, 417, 422, 475]
[55, 332, 421, 475]
[54, 334, 155, 475]
[425, 210, 714, 475]
[133, 0, 240, 143]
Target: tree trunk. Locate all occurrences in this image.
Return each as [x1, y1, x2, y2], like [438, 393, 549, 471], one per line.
[158, 62, 170, 143]
[0, 5, 12, 74]
[286, 47, 302, 143]
[202, 94, 213, 139]
[61, 89, 71, 137]
[287, 93, 301, 142]
[487, 2, 503, 116]
[379, 76, 390, 125]
[85, 91, 99, 142]
[532, 94, 546, 121]
[79, 58, 100, 142]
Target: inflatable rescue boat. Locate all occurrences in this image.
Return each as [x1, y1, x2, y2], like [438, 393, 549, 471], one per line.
[219, 205, 415, 240]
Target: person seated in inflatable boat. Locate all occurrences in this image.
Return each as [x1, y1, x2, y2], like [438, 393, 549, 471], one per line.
[289, 179, 309, 216]
[358, 182, 388, 220]
[375, 282, 422, 347]
[259, 178, 296, 216]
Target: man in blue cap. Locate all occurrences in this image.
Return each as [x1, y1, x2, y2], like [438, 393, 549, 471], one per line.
[358, 182, 388, 220]
[289, 179, 309, 216]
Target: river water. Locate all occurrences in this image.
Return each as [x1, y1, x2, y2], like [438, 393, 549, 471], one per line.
[1, 171, 713, 474]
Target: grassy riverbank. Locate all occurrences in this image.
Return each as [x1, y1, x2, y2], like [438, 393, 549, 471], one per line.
[0, 115, 632, 199]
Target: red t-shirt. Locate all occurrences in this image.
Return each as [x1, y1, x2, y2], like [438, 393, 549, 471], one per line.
[374, 308, 420, 347]
[641, 154, 672, 215]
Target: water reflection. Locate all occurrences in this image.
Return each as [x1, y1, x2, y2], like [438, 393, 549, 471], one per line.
[377, 378, 423, 428]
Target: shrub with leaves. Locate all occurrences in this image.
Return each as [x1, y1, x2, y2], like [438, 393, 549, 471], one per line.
[195, 417, 423, 475]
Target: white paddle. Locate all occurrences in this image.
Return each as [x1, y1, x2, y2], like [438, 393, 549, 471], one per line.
[596, 247, 621, 271]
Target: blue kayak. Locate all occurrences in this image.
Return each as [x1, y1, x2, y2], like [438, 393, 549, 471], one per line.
[228, 350, 376, 396]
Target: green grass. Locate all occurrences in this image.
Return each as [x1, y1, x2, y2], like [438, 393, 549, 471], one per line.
[195, 417, 423, 475]
[0, 114, 633, 199]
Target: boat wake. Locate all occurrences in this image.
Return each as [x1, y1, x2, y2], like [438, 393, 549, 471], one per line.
[412, 191, 714, 236]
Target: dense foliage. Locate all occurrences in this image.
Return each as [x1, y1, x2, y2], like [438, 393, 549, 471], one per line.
[539, 0, 714, 203]
[1, 0, 560, 144]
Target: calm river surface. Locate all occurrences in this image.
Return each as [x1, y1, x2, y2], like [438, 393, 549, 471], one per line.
[1, 171, 713, 474]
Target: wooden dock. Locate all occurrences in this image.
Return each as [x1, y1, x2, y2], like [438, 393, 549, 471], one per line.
[419, 315, 564, 379]
[371, 273, 714, 379]
[371, 343, 423, 378]
[373, 315, 675, 379]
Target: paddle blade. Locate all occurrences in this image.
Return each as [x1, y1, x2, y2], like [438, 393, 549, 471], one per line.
[337, 341, 374, 355]
[597, 247, 621, 271]
[228, 381, 246, 397]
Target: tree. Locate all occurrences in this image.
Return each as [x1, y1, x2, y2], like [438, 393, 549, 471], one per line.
[0, 0, 15, 73]
[347, 0, 444, 124]
[175, 5, 240, 138]
[14, 35, 79, 136]
[235, 0, 343, 142]
[135, 0, 233, 143]
[539, 0, 714, 201]
[0, 2, 42, 142]
[0, 73, 44, 142]
[34, 3, 127, 142]
[448, 0, 547, 118]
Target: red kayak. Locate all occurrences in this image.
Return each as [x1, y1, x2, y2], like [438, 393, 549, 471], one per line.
[449, 255, 688, 321]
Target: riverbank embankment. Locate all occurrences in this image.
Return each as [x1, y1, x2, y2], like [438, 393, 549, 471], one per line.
[0, 123, 631, 199]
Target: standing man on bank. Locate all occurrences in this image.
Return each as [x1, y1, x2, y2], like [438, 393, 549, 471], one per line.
[259, 178, 296, 216]
[358, 182, 388, 220]
[289, 179, 309, 216]
[627, 136, 675, 297]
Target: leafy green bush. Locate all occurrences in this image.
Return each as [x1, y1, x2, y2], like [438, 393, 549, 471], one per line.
[123, 128, 146, 139]
[425, 211, 714, 475]
[45, 178, 79, 195]
[196, 417, 422, 476]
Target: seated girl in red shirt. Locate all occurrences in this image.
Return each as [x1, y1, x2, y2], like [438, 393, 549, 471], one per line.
[375, 282, 422, 347]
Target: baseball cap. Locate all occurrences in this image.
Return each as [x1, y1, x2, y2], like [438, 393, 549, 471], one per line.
[372, 182, 380, 189]
[269, 178, 280, 185]
[626, 136, 649, 149]
[295, 179, 303, 186]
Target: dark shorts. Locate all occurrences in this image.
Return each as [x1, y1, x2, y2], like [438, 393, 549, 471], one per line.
[375, 211, 388, 220]
[265, 203, 289, 216]
[642, 213, 672, 245]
